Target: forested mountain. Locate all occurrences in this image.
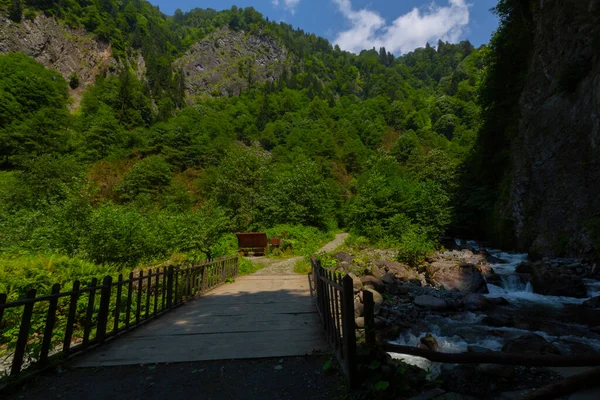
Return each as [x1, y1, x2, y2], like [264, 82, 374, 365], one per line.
[0, 0, 485, 293]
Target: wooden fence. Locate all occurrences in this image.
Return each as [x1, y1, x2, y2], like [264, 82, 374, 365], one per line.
[309, 256, 357, 387]
[0, 256, 238, 382]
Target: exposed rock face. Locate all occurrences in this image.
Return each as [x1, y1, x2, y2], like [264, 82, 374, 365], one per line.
[508, 0, 600, 258]
[174, 27, 289, 100]
[427, 261, 488, 294]
[0, 14, 126, 106]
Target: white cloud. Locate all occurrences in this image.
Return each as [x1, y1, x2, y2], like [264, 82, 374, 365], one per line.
[273, 0, 302, 13]
[332, 0, 470, 54]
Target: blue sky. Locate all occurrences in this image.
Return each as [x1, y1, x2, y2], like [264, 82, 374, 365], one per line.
[149, 0, 499, 55]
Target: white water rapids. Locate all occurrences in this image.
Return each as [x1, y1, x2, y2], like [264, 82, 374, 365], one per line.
[389, 241, 600, 376]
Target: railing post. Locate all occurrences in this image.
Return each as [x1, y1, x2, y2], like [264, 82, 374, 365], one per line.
[96, 276, 113, 343]
[221, 258, 226, 283]
[114, 274, 123, 334]
[40, 283, 61, 366]
[166, 266, 174, 309]
[342, 274, 357, 388]
[363, 289, 376, 346]
[11, 289, 36, 376]
[0, 293, 7, 328]
[82, 278, 98, 348]
[63, 281, 80, 355]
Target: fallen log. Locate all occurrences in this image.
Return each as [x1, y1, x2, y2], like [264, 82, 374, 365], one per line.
[516, 367, 600, 400]
[383, 342, 600, 367]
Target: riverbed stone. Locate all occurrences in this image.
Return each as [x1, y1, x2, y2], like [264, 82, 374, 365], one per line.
[463, 293, 491, 311]
[583, 295, 600, 308]
[501, 333, 561, 355]
[488, 297, 510, 306]
[360, 276, 384, 291]
[427, 261, 489, 293]
[418, 333, 439, 351]
[483, 315, 515, 327]
[376, 260, 420, 282]
[355, 317, 365, 328]
[414, 295, 450, 311]
[529, 264, 587, 298]
[381, 273, 396, 285]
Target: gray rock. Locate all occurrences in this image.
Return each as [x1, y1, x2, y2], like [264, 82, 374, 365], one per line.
[529, 264, 587, 298]
[360, 276, 384, 291]
[381, 273, 396, 285]
[414, 295, 450, 311]
[583, 296, 600, 308]
[418, 333, 439, 351]
[502, 333, 561, 355]
[488, 297, 510, 306]
[427, 261, 489, 293]
[463, 293, 490, 311]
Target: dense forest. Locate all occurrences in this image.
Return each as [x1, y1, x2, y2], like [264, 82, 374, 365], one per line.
[0, 0, 489, 297]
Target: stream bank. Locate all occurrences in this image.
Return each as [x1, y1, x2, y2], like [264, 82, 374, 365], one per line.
[332, 240, 600, 398]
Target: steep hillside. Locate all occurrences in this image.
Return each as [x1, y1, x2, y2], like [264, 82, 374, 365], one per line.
[468, 0, 600, 258]
[175, 27, 289, 99]
[0, 14, 117, 100]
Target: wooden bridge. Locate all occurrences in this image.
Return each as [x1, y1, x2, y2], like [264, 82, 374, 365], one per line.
[76, 274, 328, 366]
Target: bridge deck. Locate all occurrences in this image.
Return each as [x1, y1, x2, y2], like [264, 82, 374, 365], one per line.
[76, 275, 328, 367]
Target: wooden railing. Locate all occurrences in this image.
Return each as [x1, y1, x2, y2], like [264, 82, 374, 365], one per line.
[0, 256, 238, 382]
[309, 256, 357, 387]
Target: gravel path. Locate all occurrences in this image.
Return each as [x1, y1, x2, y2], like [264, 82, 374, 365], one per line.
[251, 233, 348, 276]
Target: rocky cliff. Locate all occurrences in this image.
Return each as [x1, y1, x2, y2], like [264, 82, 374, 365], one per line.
[174, 27, 289, 100]
[509, 0, 600, 258]
[0, 14, 144, 106]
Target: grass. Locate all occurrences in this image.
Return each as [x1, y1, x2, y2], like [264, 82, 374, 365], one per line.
[237, 256, 265, 275]
[293, 258, 311, 274]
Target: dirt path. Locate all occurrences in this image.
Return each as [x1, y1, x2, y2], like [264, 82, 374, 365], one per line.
[251, 233, 348, 276]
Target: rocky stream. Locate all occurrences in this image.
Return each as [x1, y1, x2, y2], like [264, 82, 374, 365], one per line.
[338, 240, 600, 398]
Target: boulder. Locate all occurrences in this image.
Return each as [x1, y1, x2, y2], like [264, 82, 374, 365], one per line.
[381, 273, 396, 285]
[515, 262, 534, 274]
[479, 264, 501, 286]
[488, 297, 510, 306]
[418, 333, 439, 351]
[360, 276, 384, 291]
[463, 293, 491, 311]
[427, 261, 489, 293]
[414, 295, 450, 311]
[354, 301, 364, 318]
[583, 296, 600, 308]
[355, 317, 365, 328]
[388, 284, 410, 296]
[501, 333, 561, 355]
[530, 264, 588, 298]
[364, 288, 384, 315]
[376, 260, 420, 282]
[334, 251, 354, 263]
[590, 326, 600, 335]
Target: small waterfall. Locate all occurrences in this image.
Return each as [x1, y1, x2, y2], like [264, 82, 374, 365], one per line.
[499, 274, 533, 293]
